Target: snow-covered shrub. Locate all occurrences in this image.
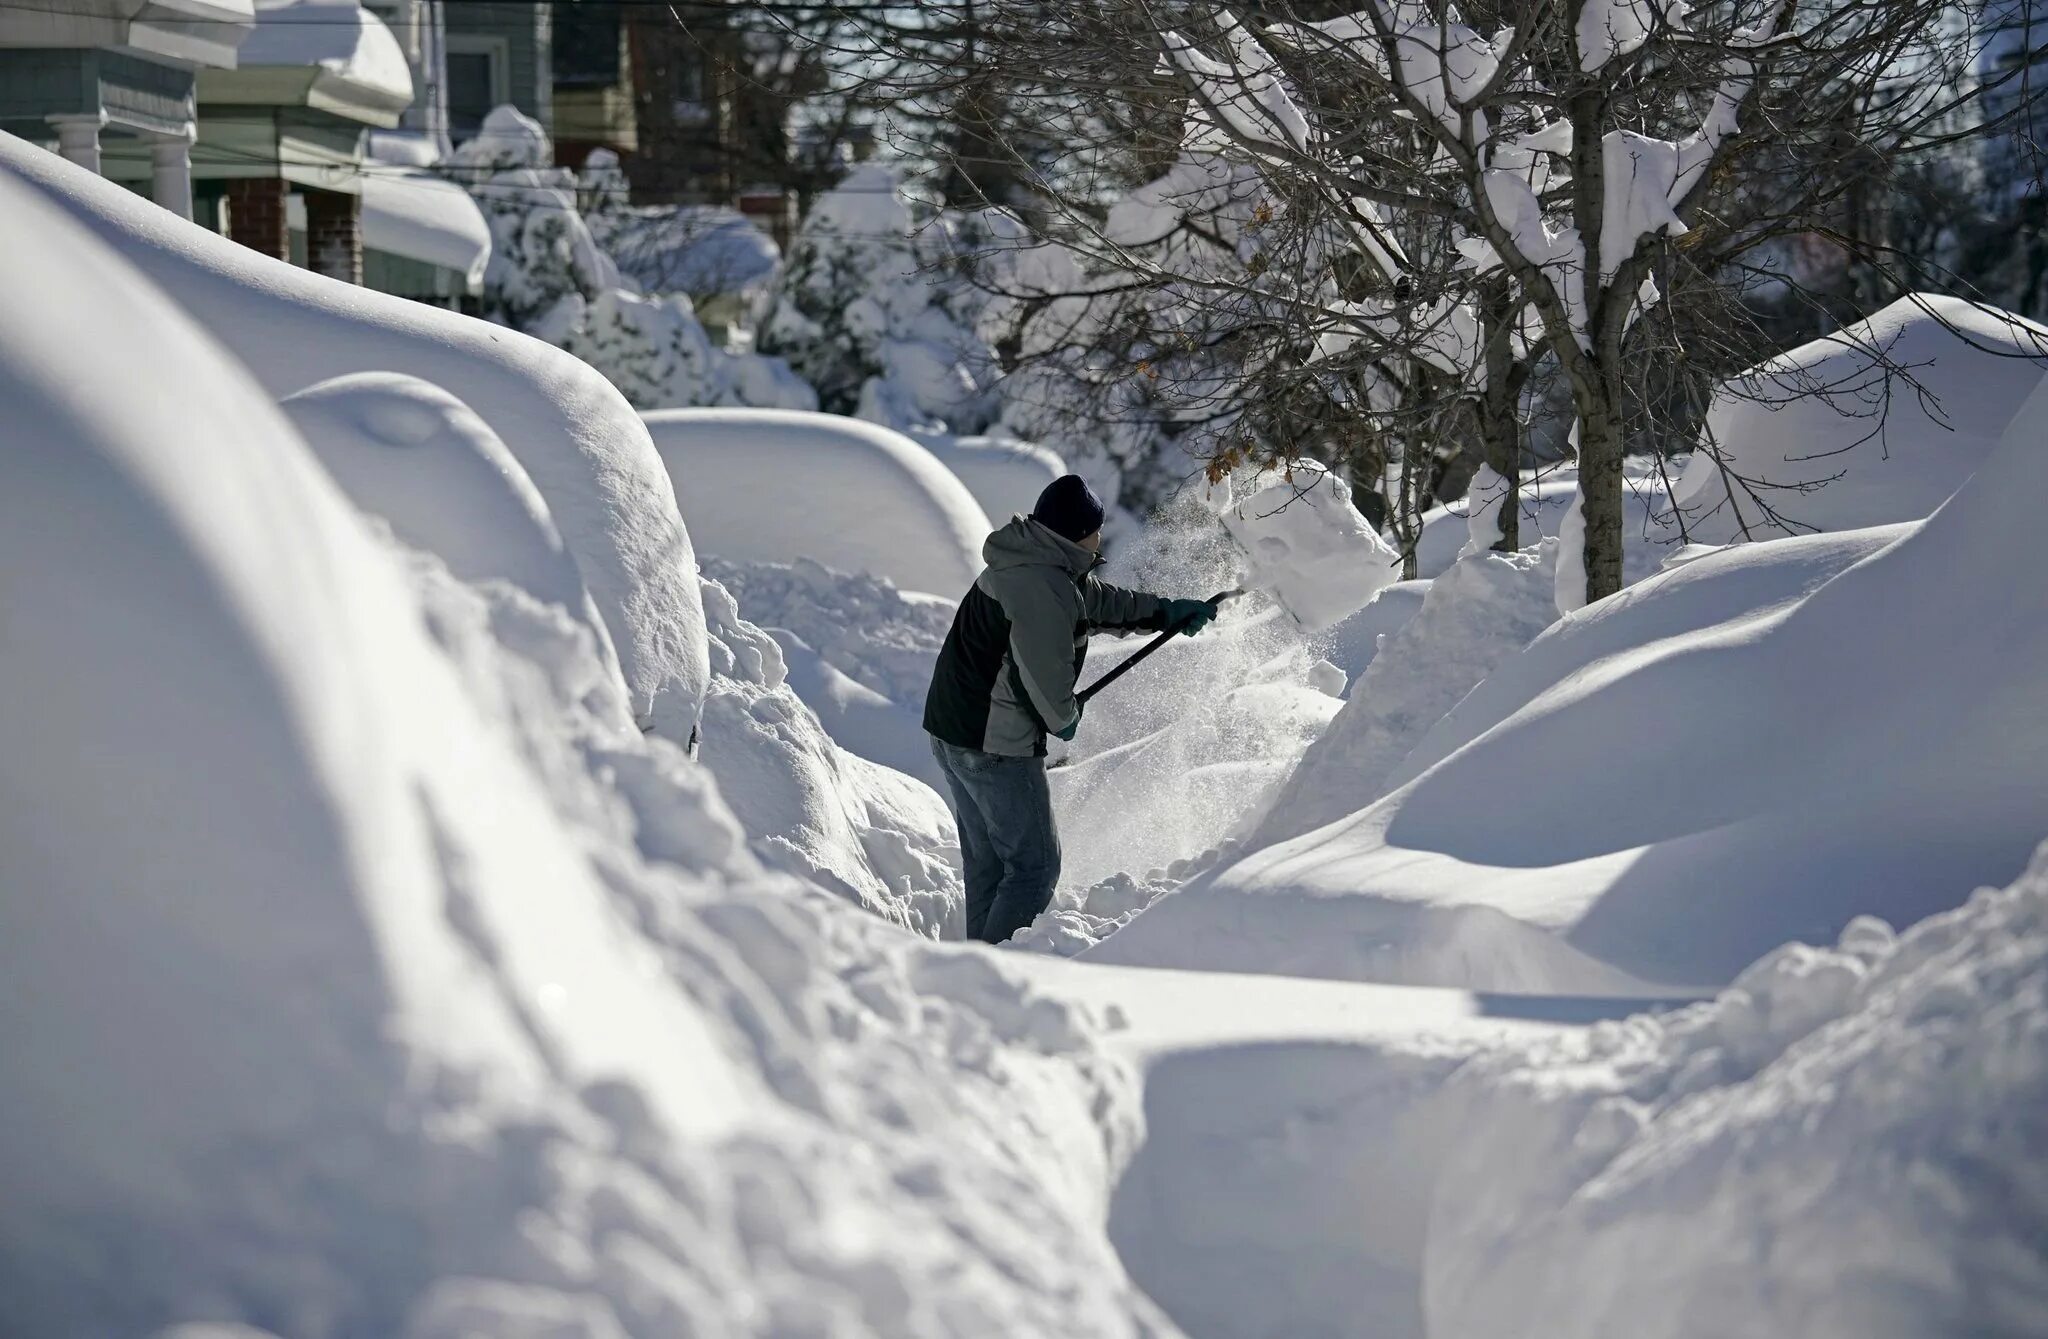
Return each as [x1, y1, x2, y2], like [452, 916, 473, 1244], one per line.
[452, 106, 814, 413]
[760, 163, 997, 432]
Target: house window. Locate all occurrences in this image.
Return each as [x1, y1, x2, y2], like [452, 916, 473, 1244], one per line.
[445, 34, 512, 140]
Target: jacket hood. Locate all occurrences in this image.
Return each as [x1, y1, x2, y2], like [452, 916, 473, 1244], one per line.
[984, 514, 1096, 579]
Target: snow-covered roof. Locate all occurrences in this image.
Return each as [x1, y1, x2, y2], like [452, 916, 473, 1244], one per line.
[233, 0, 413, 117]
[359, 166, 490, 287]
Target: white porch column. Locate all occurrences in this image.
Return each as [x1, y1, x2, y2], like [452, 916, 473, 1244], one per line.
[47, 112, 107, 175]
[150, 129, 196, 220]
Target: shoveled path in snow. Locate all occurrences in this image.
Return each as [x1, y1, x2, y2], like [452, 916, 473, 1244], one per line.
[1012, 955, 1689, 1338]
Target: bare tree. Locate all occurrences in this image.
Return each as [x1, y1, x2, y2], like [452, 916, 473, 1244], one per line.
[913, 0, 1999, 602]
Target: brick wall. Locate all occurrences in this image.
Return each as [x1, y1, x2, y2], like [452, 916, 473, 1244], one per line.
[303, 188, 361, 286]
[225, 177, 288, 261]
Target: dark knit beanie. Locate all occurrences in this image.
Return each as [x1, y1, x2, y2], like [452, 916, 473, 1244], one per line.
[1030, 474, 1106, 543]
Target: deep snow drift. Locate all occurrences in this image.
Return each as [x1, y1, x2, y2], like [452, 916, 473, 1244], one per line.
[1102, 365, 2048, 992]
[1666, 294, 2048, 543]
[0, 157, 1183, 1339]
[643, 408, 993, 598]
[1426, 843, 2048, 1338]
[2, 132, 709, 743]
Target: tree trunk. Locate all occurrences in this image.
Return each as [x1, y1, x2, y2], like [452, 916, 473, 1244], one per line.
[1479, 276, 1521, 552]
[1575, 389, 1627, 602]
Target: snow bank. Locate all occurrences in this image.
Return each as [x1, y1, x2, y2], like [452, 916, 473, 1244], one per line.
[1667, 294, 2048, 543]
[1429, 844, 2048, 1338]
[695, 579, 963, 936]
[280, 372, 624, 689]
[0, 168, 1171, 1339]
[702, 555, 955, 710]
[1138, 369, 2048, 994]
[1314, 578, 1431, 685]
[912, 431, 1069, 523]
[3, 132, 710, 743]
[644, 408, 993, 598]
[699, 556, 955, 788]
[1254, 542, 1564, 848]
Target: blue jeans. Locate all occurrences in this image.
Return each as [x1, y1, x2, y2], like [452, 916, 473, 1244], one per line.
[929, 736, 1062, 943]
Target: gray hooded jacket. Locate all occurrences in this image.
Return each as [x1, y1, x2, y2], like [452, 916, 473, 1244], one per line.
[922, 516, 1167, 757]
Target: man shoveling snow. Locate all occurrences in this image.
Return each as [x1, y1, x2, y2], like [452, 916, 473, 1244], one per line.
[924, 475, 1219, 943]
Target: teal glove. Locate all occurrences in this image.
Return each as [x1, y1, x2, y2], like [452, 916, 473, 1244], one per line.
[1054, 702, 1083, 742]
[1162, 597, 1219, 637]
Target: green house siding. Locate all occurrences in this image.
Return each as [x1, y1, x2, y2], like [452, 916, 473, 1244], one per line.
[446, 3, 551, 128]
[0, 48, 196, 141]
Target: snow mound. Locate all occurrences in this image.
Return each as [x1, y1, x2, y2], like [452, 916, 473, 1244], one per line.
[911, 432, 1069, 522]
[701, 555, 953, 708]
[0, 166, 1172, 1339]
[1254, 542, 1563, 848]
[698, 556, 956, 788]
[1415, 465, 1675, 583]
[1173, 370, 2048, 992]
[281, 371, 624, 691]
[2, 131, 710, 744]
[1313, 578, 1431, 685]
[643, 408, 993, 598]
[1213, 460, 1402, 630]
[695, 579, 963, 935]
[1430, 845, 2048, 1338]
[1666, 294, 2048, 543]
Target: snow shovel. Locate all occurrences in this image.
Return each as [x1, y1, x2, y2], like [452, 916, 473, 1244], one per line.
[1076, 588, 1242, 704]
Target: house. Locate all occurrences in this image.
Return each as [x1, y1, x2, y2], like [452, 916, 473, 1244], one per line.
[552, 0, 635, 166]
[0, 0, 255, 219]
[443, 0, 550, 142]
[183, 0, 485, 304]
[188, 1, 413, 282]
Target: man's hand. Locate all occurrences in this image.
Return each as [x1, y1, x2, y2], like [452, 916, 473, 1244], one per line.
[1054, 702, 1083, 741]
[1162, 597, 1220, 637]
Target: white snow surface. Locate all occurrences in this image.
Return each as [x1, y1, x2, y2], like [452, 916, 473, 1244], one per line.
[643, 408, 994, 599]
[240, 0, 413, 104]
[0, 164, 1176, 1339]
[695, 577, 963, 936]
[1249, 540, 1566, 851]
[910, 431, 1069, 523]
[1428, 846, 2048, 1338]
[1668, 294, 2048, 543]
[1126, 376, 2048, 994]
[2, 132, 711, 743]
[1211, 459, 1403, 631]
[279, 372, 621, 686]
[699, 556, 955, 789]
[359, 165, 491, 284]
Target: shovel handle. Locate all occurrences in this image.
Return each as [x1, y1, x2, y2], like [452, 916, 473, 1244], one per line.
[1076, 589, 1240, 704]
